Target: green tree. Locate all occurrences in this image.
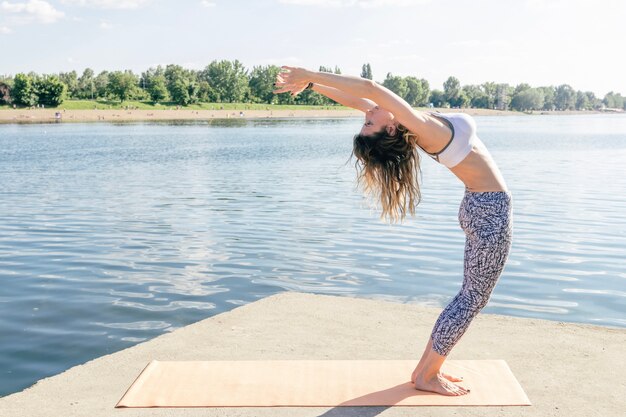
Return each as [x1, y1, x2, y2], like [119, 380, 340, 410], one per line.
[513, 83, 532, 95]
[141, 67, 168, 101]
[416, 78, 430, 106]
[187, 80, 200, 104]
[140, 66, 162, 90]
[360, 63, 372, 80]
[163, 64, 199, 104]
[107, 70, 138, 102]
[200, 60, 249, 103]
[603, 91, 625, 109]
[510, 88, 544, 111]
[463, 84, 487, 108]
[429, 89, 446, 107]
[296, 89, 330, 105]
[34, 76, 67, 106]
[510, 83, 543, 111]
[537, 86, 555, 110]
[12, 73, 37, 106]
[94, 71, 110, 99]
[585, 91, 601, 110]
[575, 91, 590, 110]
[443, 76, 462, 107]
[164, 65, 189, 89]
[458, 90, 470, 108]
[481, 82, 497, 109]
[77, 68, 95, 99]
[382, 73, 408, 101]
[59, 71, 79, 99]
[147, 75, 169, 103]
[249, 65, 281, 104]
[275, 91, 296, 105]
[495, 83, 512, 110]
[404, 76, 430, 107]
[197, 80, 216, 103]
[554, 84, 576, 110]
[169, 78, 191, 105]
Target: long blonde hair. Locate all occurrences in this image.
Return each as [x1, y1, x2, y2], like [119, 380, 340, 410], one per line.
[351, 125, 422, 223]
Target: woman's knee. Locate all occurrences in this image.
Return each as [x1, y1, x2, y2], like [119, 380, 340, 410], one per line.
[461, 291, 491, 315]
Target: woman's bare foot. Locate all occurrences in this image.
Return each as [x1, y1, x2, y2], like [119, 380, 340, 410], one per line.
[410, 337, 467, 395]
[411, 368, 463, 383]
[414, 372, 470, 396]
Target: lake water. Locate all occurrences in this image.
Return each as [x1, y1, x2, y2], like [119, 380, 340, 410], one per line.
[1, 114, 625, 397]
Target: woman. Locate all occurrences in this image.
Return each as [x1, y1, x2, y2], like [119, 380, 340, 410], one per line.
[274, 67, 513, 396]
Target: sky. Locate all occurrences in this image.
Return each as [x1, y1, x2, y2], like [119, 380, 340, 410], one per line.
[1, 0, 625, 97]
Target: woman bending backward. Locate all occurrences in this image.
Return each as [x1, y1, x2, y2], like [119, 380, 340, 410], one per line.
[274, 67, 513, 396]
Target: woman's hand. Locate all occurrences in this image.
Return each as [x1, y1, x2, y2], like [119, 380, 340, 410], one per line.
[273, 66, 311, 96]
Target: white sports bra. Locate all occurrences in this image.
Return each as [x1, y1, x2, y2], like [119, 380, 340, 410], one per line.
[417, 112, 480, 168]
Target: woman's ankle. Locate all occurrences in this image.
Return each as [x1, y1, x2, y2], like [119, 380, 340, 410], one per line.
[414, 366, 440, 381]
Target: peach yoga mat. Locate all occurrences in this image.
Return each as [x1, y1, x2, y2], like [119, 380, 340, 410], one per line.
[116, 360, 531, 408]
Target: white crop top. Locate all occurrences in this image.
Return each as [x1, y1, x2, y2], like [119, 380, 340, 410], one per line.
[418, 112, 480, 168]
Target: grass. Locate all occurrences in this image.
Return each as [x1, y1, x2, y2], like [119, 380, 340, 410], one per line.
[0, 100, 350, 111]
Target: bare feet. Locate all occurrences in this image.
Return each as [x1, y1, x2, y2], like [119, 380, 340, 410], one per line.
[410, 338, 468, 396]
[411, 369, 463, 383]
[440, 372, 463, 382]
[414, 372, 470, 396]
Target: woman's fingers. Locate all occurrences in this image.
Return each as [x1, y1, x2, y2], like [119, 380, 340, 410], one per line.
[273, 82, 308, 96]
[273, 66, 307, 95]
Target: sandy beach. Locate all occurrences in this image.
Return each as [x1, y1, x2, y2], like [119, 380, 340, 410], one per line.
[0, 107, 588, 124]
[0, 107, 614, 125]
[0, 108, 357, 123]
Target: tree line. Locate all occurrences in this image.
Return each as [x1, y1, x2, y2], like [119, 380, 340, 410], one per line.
[0, 61, 624, 111]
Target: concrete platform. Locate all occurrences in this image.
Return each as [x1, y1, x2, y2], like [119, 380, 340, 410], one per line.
[1, 292, 624, 417]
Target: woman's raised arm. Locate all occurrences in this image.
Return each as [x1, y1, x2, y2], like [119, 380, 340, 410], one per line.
[274, 66, 442, 136]
[310, 84, 377, 113]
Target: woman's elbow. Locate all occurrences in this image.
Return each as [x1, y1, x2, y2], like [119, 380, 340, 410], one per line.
[364, 79, 377, 94]
[368, 80, 390, 101]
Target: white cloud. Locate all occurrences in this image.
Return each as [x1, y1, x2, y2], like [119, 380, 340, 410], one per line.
[200, 0, 216, 7]
[0, 0, 64, 23]
[278, 0, 429, 7]
[358, 0, 430, 7]
[448, 39, 481, 48]
[525, 0, 586, 10]
[524, 0, 623, 13]
[0, 25, 12, 33]
[60, 0, 151, 9]
[99, 20, 113, 29]
[279, 0, 351, 5]
[377, 38, 414, 48]
[448, 39, 511, 48]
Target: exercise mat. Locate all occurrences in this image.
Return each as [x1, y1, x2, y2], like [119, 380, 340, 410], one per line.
[116, 359, 531, 407]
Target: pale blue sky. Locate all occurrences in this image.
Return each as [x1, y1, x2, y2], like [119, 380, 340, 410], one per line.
[1, 0, 624, 96]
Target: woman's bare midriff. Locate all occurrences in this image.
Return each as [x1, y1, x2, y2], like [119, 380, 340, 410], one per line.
[449, 145, 509, 192]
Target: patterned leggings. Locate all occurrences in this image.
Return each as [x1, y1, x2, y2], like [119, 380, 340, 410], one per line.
[430, 190, 513, 356]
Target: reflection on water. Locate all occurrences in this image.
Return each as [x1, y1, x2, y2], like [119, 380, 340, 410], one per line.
[0, 114, 625, 396]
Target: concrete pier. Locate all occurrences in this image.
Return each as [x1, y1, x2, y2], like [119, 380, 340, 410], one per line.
[1, 292, 624, 416]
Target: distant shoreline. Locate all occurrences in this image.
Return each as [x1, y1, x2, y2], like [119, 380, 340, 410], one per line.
[0, 107, 615, 124]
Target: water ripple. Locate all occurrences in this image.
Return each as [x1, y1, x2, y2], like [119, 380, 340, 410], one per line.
[1, 116, 626, 397]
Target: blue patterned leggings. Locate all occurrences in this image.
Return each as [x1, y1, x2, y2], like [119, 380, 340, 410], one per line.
[430, 190, 513, 356]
